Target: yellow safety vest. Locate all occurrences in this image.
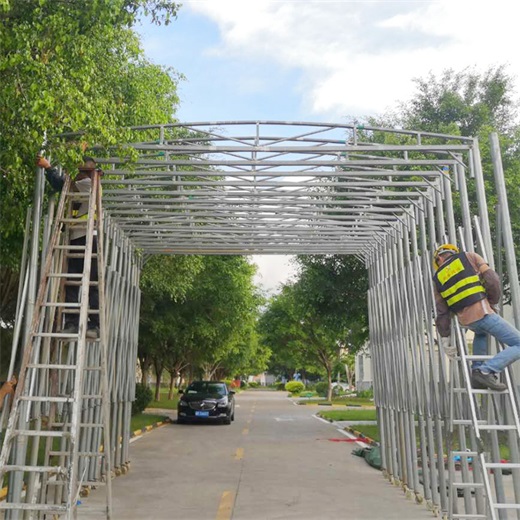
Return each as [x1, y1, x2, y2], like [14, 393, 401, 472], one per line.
[433, 253, 486, 312]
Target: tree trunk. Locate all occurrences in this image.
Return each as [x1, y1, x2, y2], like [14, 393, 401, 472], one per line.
[154, 363, 163, 401]
[327, 368, 333, 402]
[140, 357, 151, 386]
[345, 363, 354, 389]
[168, 372, 176, 400]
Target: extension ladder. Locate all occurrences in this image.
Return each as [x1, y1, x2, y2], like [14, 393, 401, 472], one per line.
[0, 171, 112, 518]
[448, 323, 520, 519]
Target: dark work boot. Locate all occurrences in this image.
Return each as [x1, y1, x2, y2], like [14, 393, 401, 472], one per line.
[471, 370, 507, 392]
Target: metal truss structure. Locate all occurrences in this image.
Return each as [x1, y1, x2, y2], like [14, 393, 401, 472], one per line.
[1, 121, 520, 519]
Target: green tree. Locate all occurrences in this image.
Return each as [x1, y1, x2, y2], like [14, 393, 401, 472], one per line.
[177, 256, 260, 381]
[260, 255, 369, 400]
[367, 66, 520, 287]
[138, 255, 203, 396]
[138, 255, 261, 391]
[0, 0, 181, 325]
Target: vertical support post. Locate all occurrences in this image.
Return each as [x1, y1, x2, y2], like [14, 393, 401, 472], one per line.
[489, 133, 520, 327]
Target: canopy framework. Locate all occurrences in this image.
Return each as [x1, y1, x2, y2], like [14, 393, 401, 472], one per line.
[2, 121, 520, 519]
[97, 121, 470, 256]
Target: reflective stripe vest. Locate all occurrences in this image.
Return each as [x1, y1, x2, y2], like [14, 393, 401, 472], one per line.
[433, 252, 486, 312]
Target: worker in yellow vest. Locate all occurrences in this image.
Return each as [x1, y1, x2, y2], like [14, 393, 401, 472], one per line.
[36, 155, 102, 339]
[433, 244, 520, 391]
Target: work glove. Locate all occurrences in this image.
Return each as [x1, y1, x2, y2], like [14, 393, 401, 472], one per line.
[440, 337, 457, 359]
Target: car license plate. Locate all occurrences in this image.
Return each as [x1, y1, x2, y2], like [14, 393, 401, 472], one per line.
[195, 411, 209, 417]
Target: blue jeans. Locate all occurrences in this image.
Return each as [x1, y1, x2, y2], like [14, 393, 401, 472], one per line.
[466, 313, 520, 373]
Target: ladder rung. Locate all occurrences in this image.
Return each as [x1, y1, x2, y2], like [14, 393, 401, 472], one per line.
[28, 363, 100, 370]
[453, 420, 487, 425]
[454, 387, 509, 395]
[479, 425, 518, 431]
[452, 515, 487, 519]
[19, 396, 72, 403]
[48, 273, 83, 278]
[494, 504, 520, 510]
[66, 192, 91, 198]
[14, 430, 71, 438]
[66, 253, 98, 258]
[33, 332, 80, 339]
[64, 281, 99, 286]
[485, 462, 520, 469]
[42, 302, 81, 308]
[452, 482, 485, 488]
[0, 503, 67, 512]
[470, 388, 510, 395]
[49, 451, 104, 457]
[44, 479, 106, 487]
[54, 245, 87, 250]
[83, 395, 103, 399]
[2, 465, 65, 473]
[65, 309, 99, 314]
[465, 355, 494, 360]
[59, 218, 88, 225]
[52, 423, 104, 428]
[452, 451, 478, 457]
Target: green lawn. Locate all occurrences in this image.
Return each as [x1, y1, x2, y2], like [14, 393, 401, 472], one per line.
[147, 387, 180, 410]
[350, 424, 380, 442]
[130, 413, 169, 432]
[298, 396, 375, 407]
[319, 409, 377, 422]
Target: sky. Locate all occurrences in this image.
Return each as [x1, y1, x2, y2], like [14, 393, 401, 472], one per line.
[136, 0, 520, 292]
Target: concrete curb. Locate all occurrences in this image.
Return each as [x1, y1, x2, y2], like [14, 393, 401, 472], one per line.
[317, 413, 379, 446]
[343, 426, 379, 447]
[131, 417, 173, 439]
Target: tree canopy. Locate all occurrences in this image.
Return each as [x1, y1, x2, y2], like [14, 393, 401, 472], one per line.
[260, 255, 369, 398]
[0, 0, 182, 272]
[367, 65, 520, 288]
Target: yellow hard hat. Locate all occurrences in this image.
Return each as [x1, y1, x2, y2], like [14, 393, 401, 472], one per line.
[433, 243, 459, 270]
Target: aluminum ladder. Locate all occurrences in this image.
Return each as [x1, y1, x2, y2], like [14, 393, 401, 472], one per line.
[448, 323, 520, 519]
[0, 172, 112, 518]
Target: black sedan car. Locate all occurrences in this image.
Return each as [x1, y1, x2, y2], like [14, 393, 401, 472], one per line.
[177, 381, 235, 425]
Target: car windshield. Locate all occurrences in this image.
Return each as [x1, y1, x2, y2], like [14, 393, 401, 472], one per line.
[186, 382, 227, 396]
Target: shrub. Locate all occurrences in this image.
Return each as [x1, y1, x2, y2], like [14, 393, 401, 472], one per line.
[315, 382, 329, 397]
[357, 388, 374, 399]
[248, 381, 260, 388]
[132, 383, 153, 416]
[285, 380, 305, 394]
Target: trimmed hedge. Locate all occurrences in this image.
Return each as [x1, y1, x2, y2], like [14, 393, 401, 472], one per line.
[285, 380, 305, 394]
[132, 383, 153, 416]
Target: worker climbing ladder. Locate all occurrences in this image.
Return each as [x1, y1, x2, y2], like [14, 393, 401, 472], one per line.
[448, 322, 520, 519]
[0, 171, 112, 518]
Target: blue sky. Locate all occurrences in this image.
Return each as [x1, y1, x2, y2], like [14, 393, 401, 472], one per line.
[137, 8, 304, 123]
[135, 0, 520, 291]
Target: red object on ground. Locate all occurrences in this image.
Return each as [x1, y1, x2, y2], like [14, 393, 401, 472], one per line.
[327, 438, 366, 443]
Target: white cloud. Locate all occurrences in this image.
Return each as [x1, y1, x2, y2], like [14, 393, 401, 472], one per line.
[253, 255, 297, 293]
[160, 0, 520, 290]
[184, 0, 520, 118]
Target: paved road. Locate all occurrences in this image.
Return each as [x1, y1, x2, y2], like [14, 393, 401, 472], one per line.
[79, 391, 433, 520]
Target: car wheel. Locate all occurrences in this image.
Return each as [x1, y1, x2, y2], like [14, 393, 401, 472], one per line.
[223, 414, 231, 425]
[231, 410, 235, 421]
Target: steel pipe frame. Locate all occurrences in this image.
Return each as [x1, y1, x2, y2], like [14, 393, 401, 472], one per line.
[5, 122, 519, 519]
